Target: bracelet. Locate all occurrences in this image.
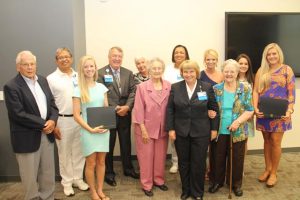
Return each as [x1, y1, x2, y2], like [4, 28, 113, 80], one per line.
[287, 108, 294, 114]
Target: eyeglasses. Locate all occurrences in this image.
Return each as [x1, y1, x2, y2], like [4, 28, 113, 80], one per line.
[20, 62, 36, 67]
[57, 56, 71, 61]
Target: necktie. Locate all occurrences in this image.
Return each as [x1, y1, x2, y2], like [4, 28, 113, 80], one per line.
[114, 70, 121, 93]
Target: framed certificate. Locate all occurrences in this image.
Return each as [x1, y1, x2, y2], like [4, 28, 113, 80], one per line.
[87, 106, 116, 129]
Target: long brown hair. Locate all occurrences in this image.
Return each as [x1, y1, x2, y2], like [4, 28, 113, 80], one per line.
[236, 53, 254, 85]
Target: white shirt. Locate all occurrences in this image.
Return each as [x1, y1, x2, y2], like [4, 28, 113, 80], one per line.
[22, 75, 47, 120]
[186, 80, 197, 100]
[47, 68, 78, 115]
[163, 63, 183, 84]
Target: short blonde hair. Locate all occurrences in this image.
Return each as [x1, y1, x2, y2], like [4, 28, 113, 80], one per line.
[180, 60, 200, 77]
[204, 49, 218, 61]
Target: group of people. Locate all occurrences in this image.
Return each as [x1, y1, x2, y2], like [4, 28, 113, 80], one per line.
[3, 42, 295, 200]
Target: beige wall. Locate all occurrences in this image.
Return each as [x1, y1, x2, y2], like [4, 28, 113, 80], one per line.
[84, 0, 300, 151]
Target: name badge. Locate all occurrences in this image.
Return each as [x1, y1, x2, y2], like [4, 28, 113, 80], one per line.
[104, 75, 113, 83]
[197, 92, 207, 101]
[72, 77, 78, 87]
[176, 74, 183, 81]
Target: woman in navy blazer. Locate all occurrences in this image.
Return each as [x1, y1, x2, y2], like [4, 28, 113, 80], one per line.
[166, 60, 219, 200]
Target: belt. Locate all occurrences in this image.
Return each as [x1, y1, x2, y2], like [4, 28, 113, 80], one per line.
[59, 114, 73, 117]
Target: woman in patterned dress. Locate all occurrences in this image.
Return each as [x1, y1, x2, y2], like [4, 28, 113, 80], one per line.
[73, 55, 110, 200]
[209, 59, 254, 197]
[253, 43, 295, 187]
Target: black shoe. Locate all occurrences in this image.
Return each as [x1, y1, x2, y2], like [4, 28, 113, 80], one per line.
[142, 189, 153, 197]
[208, 183, 223, 193]
[233, 187, 243, 197]
[180, 193, 190, 200]
[105, 177, 117, 186]
[124, 171, 140, 179]
[154, 184, 168, 191]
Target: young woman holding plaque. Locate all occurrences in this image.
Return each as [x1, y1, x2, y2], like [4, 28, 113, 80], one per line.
[253, 43, 295, 188]
[73, 55, 110, 200]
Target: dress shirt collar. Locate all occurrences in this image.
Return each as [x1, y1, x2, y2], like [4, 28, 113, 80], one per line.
[21, 74, 38, 84]
[185, 80, 197, 100]
[55, 67, 76, 77]
[109, 66, 120, 74]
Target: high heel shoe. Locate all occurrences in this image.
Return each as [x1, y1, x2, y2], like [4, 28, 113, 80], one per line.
[266, 174, 277, 188]
[258, 171, 270, 182]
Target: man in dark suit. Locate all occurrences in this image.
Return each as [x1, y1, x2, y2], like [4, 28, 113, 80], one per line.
[97, 46, 139, 186]
[4, 51, 59, 200]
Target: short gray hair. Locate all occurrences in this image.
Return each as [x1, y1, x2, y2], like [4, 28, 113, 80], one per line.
[221, 59, 240, 73]
[147, 57, 165, 71]
[16, 51, 36, 64]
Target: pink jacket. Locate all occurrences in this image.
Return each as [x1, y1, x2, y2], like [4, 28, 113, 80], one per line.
[133, 79, 171, 139]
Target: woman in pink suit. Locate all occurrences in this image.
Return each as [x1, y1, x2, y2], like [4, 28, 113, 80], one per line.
[133, 57, 171, 197]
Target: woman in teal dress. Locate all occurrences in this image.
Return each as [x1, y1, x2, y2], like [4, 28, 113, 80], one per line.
[253, 43, 295, 188]
[73, 55, 110, 200]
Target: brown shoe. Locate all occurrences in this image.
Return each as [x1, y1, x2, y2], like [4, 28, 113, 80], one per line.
[266, 174, 277, 188]
[258, 171, 270, 182]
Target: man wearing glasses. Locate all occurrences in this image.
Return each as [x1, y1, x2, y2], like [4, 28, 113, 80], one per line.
[47, 48, 89, 196]
[4, 51, 58, 200]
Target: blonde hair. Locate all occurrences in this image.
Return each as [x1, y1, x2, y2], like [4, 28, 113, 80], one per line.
[203, 49, 218, 63]
[180, 60, 200, 77]
[77, 55, 98, 103]
[258, 43, 284, 92]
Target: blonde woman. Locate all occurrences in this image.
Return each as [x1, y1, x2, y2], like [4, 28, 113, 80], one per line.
[253, 43, 295, 187]
[200, 49, 224, 85]
[73, 55, 110, 200]
[166, 60, 219, 200]
[200, 49, 223, 183]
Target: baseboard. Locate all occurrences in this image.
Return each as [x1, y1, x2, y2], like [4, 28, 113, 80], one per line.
[1, 147, 299, 182]
[247, 146, 300, 155]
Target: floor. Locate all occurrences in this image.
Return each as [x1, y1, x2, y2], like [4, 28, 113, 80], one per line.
[0, 152, 300, 200]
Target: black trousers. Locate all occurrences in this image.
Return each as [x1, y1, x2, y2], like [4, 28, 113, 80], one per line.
[210, 134, 246, 188]
[105, 113, 134, 178]
[175, 135, 210, 198]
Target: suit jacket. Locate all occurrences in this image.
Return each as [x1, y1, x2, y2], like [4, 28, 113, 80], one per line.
[133, 79, 171, 139]
[166, 79, 219, 138]
[97, 65, 136, 110]
[4, 73, 59, 153]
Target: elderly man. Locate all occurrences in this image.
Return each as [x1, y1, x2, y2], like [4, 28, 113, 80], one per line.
[97, 46, 139, 186]
[4, 51, 59, 200]
[47, 47, 89, 196]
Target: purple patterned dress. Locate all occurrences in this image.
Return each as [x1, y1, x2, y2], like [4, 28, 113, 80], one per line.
[256, 65, 295, 132]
